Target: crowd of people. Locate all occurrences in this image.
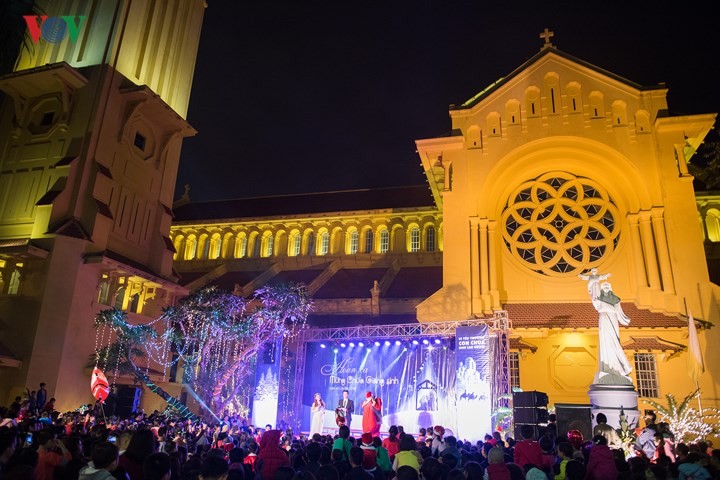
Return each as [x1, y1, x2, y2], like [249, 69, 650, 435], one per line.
[1, 394, 719, 480]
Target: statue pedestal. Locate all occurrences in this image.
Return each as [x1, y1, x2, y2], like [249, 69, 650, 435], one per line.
[588, 383, 640, 432]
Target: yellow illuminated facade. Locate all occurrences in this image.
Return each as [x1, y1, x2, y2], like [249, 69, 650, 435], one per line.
[415, 46, 720, 416]
[171, 45, 720, 424]
[0, 0, 206, 411]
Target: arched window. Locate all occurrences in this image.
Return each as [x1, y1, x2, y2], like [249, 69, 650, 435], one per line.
[319, 232, 329, 255]
[505, 100, 521, 126]
[706, 209, 720, 242]
[364, 229, 374, 253]
[525, 87, 540, 118]
[544, 72, 560, 115]
[611, 101, 628, 126]
[426, 226, 436, 252]
[209, 233, 222, 259]
[487, 112, 501, 137]
[263, 234, 274, 257]
[348, 230, 359, 254]
[221, 233, 234, 258]
[566, 82, 582, 114]
[234, 234, 247, 258]
[98, 274, 110, 305]
[306, 231, 316, 256]
[7, 267, 21, 295]
[173, 235, 184, 260]
[410, 227, 421, 252]
[589, 91, 605, 118]
[114, 284, 126, 310]
[290, 233, 301, 256]
[199, 234, 210, 259]
[379, 229, 389, 253]
[185, 235, 197, 260]
[251, 234, 261, 258]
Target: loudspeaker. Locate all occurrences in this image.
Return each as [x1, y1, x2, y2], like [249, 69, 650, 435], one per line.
[514, 407, 549, 424]
[116, 387, 142, 417]
[555, 403, 592, 441]
[513, 390, 548, 407]
[513, 424, 548, 441]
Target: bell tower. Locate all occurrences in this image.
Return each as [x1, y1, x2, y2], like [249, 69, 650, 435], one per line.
[0, 1, 207, 409]
[15, 0, 206, 118]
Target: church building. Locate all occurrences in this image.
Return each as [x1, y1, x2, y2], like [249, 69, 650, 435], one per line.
[170, 35, 720, 427]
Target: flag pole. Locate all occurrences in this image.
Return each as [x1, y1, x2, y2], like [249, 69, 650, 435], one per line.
[684, 297, 704, 418]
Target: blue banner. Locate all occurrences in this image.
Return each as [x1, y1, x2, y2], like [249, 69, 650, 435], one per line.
[455, 325, 492, 440]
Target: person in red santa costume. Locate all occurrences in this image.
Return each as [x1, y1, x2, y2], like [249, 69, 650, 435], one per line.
[361, 391, 382, 436]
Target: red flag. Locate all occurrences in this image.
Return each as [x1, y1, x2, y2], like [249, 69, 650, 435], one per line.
[91, 367, 110, 403]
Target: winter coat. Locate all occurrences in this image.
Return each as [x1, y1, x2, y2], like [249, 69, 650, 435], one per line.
[79, 464, 115, 480]
[585, 444, 617, 480]
[257, 430, 289, 480]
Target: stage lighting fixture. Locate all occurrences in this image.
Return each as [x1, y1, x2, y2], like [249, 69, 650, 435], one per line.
[395, 340, 401, 346]
[385, 340, 391, 346]
[434, 338, 441, 345]
[333, 348, 339, 353]
[375, 341, 381, 346]
[340, 342, 347, 348]
[358, 342, 364, 347]
[412, 340, 419, 345]
[320, 343, 326, 348]
[422, 339, 429, 345]
[349, 342, 355, 347]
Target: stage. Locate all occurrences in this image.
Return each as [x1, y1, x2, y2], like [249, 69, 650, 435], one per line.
[270, 312, 512, 442]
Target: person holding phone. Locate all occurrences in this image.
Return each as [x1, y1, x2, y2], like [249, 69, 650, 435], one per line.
[36, 431, 71, 480]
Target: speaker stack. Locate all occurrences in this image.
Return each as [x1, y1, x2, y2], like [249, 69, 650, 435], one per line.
[115, 386, 142, 417]
[512, 390, 549, 440]
[555, 403, 593, 442]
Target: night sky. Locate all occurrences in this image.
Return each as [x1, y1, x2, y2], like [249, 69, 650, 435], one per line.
[175, 2, 719, 202]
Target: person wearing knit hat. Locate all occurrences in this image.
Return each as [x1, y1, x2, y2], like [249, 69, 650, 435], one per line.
[360, 432, 378, 471]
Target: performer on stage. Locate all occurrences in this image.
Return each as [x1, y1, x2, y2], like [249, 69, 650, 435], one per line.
[361, 391, 382, 436]
[337, 389, 354, 429]
[310, 393, 325, 437]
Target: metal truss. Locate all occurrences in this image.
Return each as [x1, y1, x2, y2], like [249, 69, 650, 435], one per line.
[297, 317, 499, 342]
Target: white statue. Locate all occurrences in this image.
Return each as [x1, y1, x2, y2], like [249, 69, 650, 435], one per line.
[578, 268, 611, 299]
[580, 274, 633, 385]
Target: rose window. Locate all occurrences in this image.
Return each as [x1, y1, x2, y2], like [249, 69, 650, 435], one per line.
[501, 172, 620, 275]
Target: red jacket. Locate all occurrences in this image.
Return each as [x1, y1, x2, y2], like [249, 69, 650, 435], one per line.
[585, 444, 617, 480]
[258, 430, 289, 480]
[487, 463, 512, 480]
[513, 440, 544, 469]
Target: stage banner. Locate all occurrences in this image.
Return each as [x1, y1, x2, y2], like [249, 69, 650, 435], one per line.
[455, 325, 492, 441]
[302, 341, 457, 437]
[252, 338, 283, 429]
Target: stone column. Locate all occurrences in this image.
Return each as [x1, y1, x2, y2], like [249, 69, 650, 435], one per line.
[650, 207, 675, 294]
[479, 219, 489, 295]
[638, 211, 661, 290]
[627, 213, 648, 288]
[469, 217, 481, 302]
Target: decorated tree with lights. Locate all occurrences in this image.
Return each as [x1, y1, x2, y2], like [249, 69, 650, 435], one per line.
[163, 283, 312, 414]
[646, 389, 720, 443]
[91, 308, 196, 418]
[92, 283, 312, 417]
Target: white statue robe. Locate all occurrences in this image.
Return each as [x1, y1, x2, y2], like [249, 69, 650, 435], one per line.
[592, 296, 632, 382]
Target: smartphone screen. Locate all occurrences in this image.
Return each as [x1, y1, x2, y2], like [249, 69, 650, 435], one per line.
[26, 433, 33, 445]
[108, 435, 117, 443]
